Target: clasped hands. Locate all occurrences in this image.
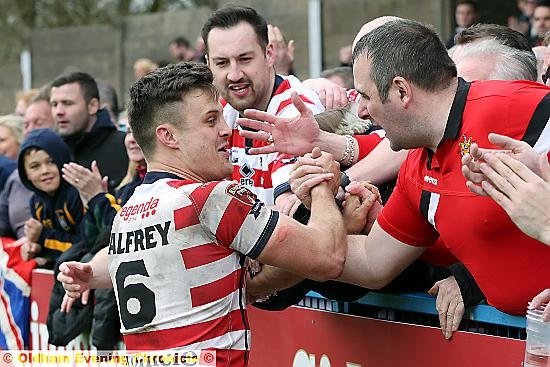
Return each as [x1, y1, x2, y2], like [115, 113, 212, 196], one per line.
[289, 147, 382, 234]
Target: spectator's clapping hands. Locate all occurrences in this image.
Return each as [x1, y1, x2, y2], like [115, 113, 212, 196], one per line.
[238, 91, 320, 157]
[462, 133, 541, 196]
[342, 181, 382, 234]
[475, 152, 550, 245]
[302, 77, 349, 110]
[428, 276, 465, 340]
[529, 289, 550, 322]
[24, 218, 43, 243]
[290, 147, 339, 208]
[268, 24, 295, 76]
[62, 160, 108, 205]
[57, 261, 93, 299]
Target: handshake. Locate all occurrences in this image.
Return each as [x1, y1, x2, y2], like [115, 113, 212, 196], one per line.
[282, 147, 383, 235]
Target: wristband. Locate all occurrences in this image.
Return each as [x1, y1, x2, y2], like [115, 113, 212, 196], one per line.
[340, 172, 351, 190]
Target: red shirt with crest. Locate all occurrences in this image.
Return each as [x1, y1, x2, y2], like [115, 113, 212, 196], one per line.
[377, 79, 550, 315]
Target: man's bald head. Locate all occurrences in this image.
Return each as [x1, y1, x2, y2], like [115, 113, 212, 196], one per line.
[352, 16, 403, 51]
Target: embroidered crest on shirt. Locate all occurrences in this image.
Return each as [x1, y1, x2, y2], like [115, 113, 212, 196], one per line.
[225, 182, 256, 206]
[458, 134, 474, 156]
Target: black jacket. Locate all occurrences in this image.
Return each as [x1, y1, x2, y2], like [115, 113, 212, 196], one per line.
[62, 109, 128, 189]
[87, 170, 145, 349]
[84, 169, 144, 246]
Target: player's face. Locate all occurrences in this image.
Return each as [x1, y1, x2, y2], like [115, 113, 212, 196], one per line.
[353, 55, 412, 151]
[207, 21, 274, 113]
[173, 89, 232, 181]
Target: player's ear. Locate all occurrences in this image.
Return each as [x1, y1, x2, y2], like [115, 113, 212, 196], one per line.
[156, 124, 179, 149]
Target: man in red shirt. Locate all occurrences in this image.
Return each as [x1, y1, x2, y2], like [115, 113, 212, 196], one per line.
[247, 19, 550, 336]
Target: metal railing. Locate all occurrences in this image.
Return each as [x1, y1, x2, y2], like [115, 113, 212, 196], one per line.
[298, 291, 527, 340]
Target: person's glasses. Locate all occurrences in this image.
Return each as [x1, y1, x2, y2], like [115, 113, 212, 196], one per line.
[543, 65, 550, 85]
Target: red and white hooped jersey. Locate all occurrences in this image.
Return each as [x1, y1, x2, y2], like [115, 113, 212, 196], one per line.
[108, 171, 279, 366]
[222, 74, 325, 205]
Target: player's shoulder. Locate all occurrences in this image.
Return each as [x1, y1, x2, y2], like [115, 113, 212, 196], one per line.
[167, 179, 257, 206]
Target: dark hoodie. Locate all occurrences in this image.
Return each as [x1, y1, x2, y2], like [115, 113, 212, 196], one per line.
[18, 129, 84, 262]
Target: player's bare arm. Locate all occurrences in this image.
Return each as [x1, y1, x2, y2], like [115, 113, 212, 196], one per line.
[256, 150, 347, 281]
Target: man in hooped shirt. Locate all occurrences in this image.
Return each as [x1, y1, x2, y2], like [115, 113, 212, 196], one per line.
[201, 5, 325, 206]
[56, 63, 364, 367]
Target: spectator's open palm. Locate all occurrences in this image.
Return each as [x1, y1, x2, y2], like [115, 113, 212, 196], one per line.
[237, 91, 320, 156]
[463, 133, 542, 196]
[268, 24, 295, 76]
[302, 77, 348, 110]
[478, 152, 550, 244]
[62, 160, 108, 205]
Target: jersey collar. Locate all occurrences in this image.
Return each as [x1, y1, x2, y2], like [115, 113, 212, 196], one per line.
[442, 77, 471, 141]
[143, 171, 186, 184]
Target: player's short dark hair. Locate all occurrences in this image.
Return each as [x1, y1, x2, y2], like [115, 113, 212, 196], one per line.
[127, 62, 218, 157]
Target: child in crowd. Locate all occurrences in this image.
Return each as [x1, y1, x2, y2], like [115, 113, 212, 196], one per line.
[17, 128, 84, 267]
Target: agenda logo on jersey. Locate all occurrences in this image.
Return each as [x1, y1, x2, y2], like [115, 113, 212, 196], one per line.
[120, 196, 160, 221]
